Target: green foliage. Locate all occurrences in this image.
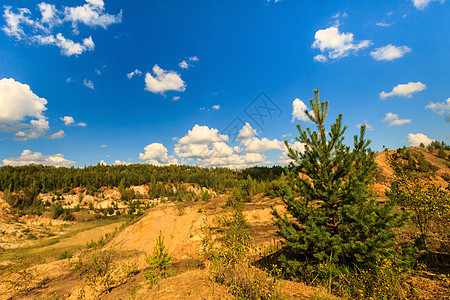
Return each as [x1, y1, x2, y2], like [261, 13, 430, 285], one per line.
[417, 154, 431, 172]
[202, 204, 283, 300]
[58, 250, 73, 260]
[50, 203, 64, 219]
[334, 258, 410, 299]
[3, 182, 43, 214]
[273, 90, 408, 281]
[388, 154, 450, 250]
[4, 254, 34, 292]
[438, 148, 447, 159]
[143, 231, 173, 286]
[427, 140, 450, 151]
[72, 250, 115, 289]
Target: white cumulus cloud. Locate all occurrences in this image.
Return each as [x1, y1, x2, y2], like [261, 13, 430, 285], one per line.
[61, 116, 86, 127]
[312, 25, 371, 62]
[411, 0, 443, 10]
[64, 0, 122, 30]
[407, 133, 434, 147]
[237, 123, 257, 140]
[139, 143, 178, 166]
[383, 113, 411, 126]
[61, 116, 74, 125]
[46, 129, 65, 139]
[426, 98, 450, 115]
[380, 82, 426, 100]
[2, 150, 75, 167]
[0, 78, 50, 140]
[292, 98, 310, 122]
[239, 137, 284, 153]
[177, 124, 228, 145]
[371, 44, 411, 61]
[173, 124, 284, 168]
[145, 65, 186, 94]
[1, 1, 120, 56]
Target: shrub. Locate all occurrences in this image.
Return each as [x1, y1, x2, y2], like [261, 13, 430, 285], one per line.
[388, 154, 450, 250]
[143, 231, 173, 286]
[72, 250, 115, 289]
[58, 250, 73, 260]
[51, 204, 64, 219]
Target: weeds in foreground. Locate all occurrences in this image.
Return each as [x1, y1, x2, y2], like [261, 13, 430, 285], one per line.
[333, 258, 410, 299]
[202, 203, 284, 300]
[3, 253, 50, 294]
[4, 254, 34, 292]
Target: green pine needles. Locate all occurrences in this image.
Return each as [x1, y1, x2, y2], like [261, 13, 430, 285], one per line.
[273, 90, 408, 280]
[144, 231, 173, 286]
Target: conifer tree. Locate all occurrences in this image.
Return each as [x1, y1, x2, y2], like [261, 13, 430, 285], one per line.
[273, 90, 407, 277]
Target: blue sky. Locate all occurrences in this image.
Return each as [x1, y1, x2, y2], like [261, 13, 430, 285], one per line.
[0, 0, 449, 168]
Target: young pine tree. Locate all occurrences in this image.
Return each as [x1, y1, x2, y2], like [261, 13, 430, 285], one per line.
[273, 90, 408, 278]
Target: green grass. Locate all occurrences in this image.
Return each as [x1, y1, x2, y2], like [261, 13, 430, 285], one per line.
[0, 216, 131, 264]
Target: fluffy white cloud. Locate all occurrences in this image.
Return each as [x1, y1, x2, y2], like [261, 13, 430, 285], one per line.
[61, 116, 74, 125]
[278, 141, 305, 165]
[411, 0, 442, 10]
[380, 82, 426, 100]
[2, 1, 120, 56]
[407, 133, 434, 147]
[239, 137, 284, 153]
[371, 44, 411, 61]
[312, 25, 371, 61]
[172, 124, 281, 168]
[14, 118, 50, 141]
[34, 33, 95, 56]
[64, 0, 122, 30]
[212, 105, 220, 110]
[292, 98, 310, 122]
[38, 3, 60, 26]
[100, 144, 107, 148]
[178, 125, 228, 145]
[426, 98, 450, 115]
[127, 69, 142, 79]
[383, 113, 411, 126]
[139, 143, 178, 165]
[197, 153, 268, 169]
[83, 79, 94, 89]
[238, 123, 257, 140]
[46, 130, 65, 139]
[172, 96, 180, 101]
[2, 150, 75, 167]
[61, 116, 86, 127]
[0, 78, 50, 140]
[145, 65, 186, 94]
[313, 54, 328, 62]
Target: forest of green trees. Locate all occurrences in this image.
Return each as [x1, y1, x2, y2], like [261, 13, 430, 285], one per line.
[0, 164, 285, 194]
